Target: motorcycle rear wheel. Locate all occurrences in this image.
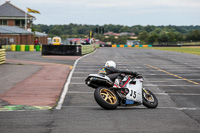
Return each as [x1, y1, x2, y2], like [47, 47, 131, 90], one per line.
[142, 89, 158, 108]
[94, 87, 119, 110]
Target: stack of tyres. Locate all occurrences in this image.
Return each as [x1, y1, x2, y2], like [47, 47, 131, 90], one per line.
[35, 45, 40, 51]
[29, 45, 34, 51]
[11, 44, 16, 51]
[7, 45, 11, 51]
[16, 45, 20, 51]
[2, 45, 11, 51]
[25, 45, 29, 51]
[0, 49, 6, 64]
[20, 45, 25, 51]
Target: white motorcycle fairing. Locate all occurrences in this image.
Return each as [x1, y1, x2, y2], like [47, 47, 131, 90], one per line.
[125, 78, 143, 103]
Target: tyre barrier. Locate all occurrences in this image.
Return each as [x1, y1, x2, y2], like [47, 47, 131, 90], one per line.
[2, 45, 11, 51]
[0, 49, 6, 65]
[112, 45, 152, 47]
[29, 45, 34, 51]
[20, 45, 25, 51]
[8, 45, 41, 51]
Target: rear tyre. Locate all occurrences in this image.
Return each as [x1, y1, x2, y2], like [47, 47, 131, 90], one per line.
[94, 87, 118, 110]
[142, 89, 158, 108]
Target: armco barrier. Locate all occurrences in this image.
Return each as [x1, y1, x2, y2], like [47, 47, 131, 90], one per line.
[96, 44, 100, 48]
[82, 44, 99, 55]
[82, 44, 94, 55]
[42, 45, 82, 56]
[0, 49, 6, 65]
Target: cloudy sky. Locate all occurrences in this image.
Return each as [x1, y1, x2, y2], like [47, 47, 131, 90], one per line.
[2, 0, 200, 26]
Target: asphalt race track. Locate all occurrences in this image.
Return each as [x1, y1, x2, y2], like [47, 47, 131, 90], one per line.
[1, 48, 200, 133]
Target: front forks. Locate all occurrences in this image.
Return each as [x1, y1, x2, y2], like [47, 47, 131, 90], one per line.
[142, 88, 151, 97]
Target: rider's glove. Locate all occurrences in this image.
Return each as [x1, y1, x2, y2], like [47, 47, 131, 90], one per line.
[132, 72, 138, 77]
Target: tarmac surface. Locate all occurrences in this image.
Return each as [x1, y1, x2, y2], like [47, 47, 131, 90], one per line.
[0, 52, 80, 110]
[0, 48, 200, 133]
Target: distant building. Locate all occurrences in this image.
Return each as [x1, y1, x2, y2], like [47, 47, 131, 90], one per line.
[104, 31, 120, 36]
[0, 1, 48, 45]
[120, 32, 135, 36]
[0, 1, 34, 29]
[104, 31, 135, 36]
[0, 26, 48, 45]
[0, 26, 34, 45]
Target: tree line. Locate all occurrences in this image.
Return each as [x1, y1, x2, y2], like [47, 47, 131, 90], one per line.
[34, 23, 200, 44]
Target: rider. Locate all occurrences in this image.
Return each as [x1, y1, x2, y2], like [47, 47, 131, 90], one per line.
[98, 60, 138, 87]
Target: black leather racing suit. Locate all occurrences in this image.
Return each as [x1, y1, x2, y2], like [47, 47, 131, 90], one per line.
[98, 66, 137, 82]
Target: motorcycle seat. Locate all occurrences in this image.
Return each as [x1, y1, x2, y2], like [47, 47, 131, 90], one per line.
[107, 73, 121, 82]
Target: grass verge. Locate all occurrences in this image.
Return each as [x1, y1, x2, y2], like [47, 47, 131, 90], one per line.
[136, 46, 200, 55]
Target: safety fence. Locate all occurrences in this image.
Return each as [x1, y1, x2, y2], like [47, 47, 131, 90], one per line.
[82, 44, 99, 55]
[112, 45, 152, 48]
[2, 45, 42, 51]
[0, 49, 6, 65]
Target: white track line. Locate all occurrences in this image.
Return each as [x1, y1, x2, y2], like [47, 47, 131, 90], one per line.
[66, 91, 200, 96]
[69, 83, 200, 86]
[68, 91, 93, 93]
[61, 106, 200, 110]
[144, 84, 199, 87]
[55, 50, 97, 110]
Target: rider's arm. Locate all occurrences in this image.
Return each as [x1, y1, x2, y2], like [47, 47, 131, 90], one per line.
[106, 67, 138, 76]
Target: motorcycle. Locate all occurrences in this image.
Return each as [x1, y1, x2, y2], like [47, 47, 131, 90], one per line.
[85, 73, 158, 110]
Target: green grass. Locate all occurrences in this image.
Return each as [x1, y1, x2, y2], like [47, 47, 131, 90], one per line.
[137, 46, 200, 55]
[183, 42, 200, 45]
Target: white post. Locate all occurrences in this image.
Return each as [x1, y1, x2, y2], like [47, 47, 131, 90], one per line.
[25, 10, 27, 30]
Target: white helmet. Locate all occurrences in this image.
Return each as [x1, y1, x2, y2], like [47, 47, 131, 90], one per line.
[105, 60, 116, 68]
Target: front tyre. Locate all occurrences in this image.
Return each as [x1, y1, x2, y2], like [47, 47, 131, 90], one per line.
[94, 87, 119, 110]
[142, 89, 158, 108]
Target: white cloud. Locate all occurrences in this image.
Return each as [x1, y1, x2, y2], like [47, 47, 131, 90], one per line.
[8, 0, 200, 8]
[3, 0, 200, 25]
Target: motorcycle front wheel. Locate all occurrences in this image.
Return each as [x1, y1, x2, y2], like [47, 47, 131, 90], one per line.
[142, 89, 158, 108]
[94, 87, 119, 110]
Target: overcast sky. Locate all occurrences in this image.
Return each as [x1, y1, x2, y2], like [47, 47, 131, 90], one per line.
[2, 0, 200, 26]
